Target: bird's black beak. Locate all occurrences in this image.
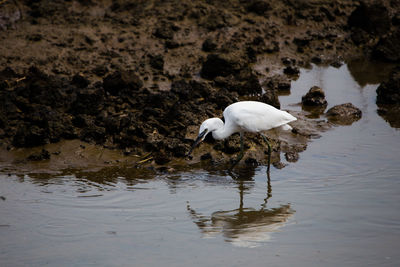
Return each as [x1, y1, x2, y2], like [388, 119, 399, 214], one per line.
[186, 129, 208, 157]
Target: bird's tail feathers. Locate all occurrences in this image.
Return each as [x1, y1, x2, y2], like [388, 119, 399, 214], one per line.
[280, 124, 292, 131]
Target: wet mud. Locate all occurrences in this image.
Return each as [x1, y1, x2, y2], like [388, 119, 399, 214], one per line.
[0, 0, 399, 173]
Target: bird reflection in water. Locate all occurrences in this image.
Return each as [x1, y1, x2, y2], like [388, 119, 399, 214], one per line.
[187, 170, 294, 248]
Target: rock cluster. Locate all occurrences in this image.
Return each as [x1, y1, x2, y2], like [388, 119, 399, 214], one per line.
[302, 86, 328, 107]
[0, 65, 279, 164]
[326, 103, 362, 125]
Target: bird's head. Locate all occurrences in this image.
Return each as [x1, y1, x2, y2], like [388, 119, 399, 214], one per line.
[187, 118, 223, 157]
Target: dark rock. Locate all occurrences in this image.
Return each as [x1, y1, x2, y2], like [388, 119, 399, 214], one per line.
[326, 103, 362, 125]
[0, 66, 18, 80]
[348, 2, 391, 36]
[330, 60, 343, 68]
[123, 148, 132, 156]
[154, 21, 176, 40]
[0, 112, 6, 129]
[165, 40, 180, 49]
[102, 115, 121, 134]
[165, 139, 188, 157]
[199, 10, 227, 31]
[70, 88, 104, 115]
[144, 93, 177, 116]
[72, 114, 94, 128]
[350, 29, 369, 45]
[281, 57, 295, 66]
[293, 36, 312, 51]
[71, 73, 90, 88]
[117, 131, 142, 148]
[219, 136, 241, 154]
[80, 123, 106, 144]
[302, 86, 327, 106]
[27, 1, 60, 19]
[189, 80, 213, 99]
[26, 105, 52, 128]
[154, 150, 171, 165]
[202, 38, 217, 52]
[27, 34, 42, 42]
[376, 68, 400, 104]
[92, 65, 108, 77]
[27, 149, 51, 161]
[320, 7, 335, 21]
[214, 74, 261, 96]
[201, 53, 243, 79]
[200, 153, 212, 161]
[273, 161, 287, 169]
[103, 70, 142, 96]
[247, 0, 270, 15]
[277, 82, 291, 91]
[237, 72, 262, 95]
[170, 80, 191, 100]
[245, 157, 259, 166]
[265, 41, 280, 53]
[149, 54, 164, 71]
[17, 66, 75, 109]
[392, 12, 400, 26]
[377, 105, 400, 128]
[47, 112, 77, 142]
[171, 80, 211, 100]
[13, 124, 48, 147]
[246, 46, 257, 62]
[283, 66, 300, 76]
[259, 89, 280, 109]
[84, 35, 94, 45]
[285, 151, 299, 162]
[252, 36, 264, 46]
[311, 56, 322, 64]
[201, 53, 262, 96]
[373, 29, 400, 62]
[8, 97, 77, 146]
[210, 88, 237, 110]
[263, 74, 291, 93]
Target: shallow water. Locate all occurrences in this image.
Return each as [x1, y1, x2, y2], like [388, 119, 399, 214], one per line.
[1, 61, 400, 266]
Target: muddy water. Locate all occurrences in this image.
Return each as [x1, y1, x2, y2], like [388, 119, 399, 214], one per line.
[1, 61, 400, 266]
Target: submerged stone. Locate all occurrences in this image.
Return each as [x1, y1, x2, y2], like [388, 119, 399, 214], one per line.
[326, 103, 362, 125]
[302, 86, 327, 107]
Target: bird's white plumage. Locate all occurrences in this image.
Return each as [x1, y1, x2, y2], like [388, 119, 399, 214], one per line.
[223, 101, 296, 134]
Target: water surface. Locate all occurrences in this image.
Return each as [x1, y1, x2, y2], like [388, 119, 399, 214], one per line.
[1, 61, 400, 266]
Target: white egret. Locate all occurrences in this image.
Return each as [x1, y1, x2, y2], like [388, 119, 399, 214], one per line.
[187, 101, 297, 172]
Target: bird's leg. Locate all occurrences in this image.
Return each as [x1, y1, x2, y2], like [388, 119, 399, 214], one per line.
[260, 133, 271, 173]
[229, 132, 244, 170]
[261, 172, 272, 210]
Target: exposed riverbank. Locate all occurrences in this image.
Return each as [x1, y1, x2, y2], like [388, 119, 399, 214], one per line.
[0, 0, 399, 172]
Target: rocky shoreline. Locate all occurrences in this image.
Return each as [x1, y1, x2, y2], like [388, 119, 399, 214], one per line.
[0, 0, 399, 173]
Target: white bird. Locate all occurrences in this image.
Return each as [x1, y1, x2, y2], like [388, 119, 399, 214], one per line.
[187, 101, 297, 172]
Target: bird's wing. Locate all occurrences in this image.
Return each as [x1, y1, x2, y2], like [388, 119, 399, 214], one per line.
[225, 102, 296, 133]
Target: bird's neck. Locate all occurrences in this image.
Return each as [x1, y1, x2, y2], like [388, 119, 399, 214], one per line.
[212, 123, 236, 140]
